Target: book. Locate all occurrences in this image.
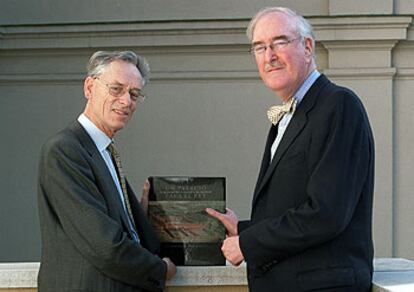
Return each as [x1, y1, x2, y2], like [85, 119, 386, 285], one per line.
[148, 176, 226, 266]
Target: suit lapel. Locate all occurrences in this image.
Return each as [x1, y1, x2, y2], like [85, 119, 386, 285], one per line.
[126, 181, 161, 253]
[252, 113, 307, 208]
[69, 121, 136, 238]
[253, 125, 278, 196]
[252, 75, 329, 208]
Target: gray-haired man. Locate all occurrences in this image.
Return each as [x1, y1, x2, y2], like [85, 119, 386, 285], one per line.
[38, 51, 176, 292]
[207, 7, 374, 292]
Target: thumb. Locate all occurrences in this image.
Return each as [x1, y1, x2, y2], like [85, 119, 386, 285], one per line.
[141, 179, 150, 215]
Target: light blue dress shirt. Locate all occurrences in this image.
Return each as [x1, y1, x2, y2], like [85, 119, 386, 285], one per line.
[270, 70, 321, 161]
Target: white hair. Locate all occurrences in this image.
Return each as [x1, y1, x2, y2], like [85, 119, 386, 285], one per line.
[246, 7, 315, 52]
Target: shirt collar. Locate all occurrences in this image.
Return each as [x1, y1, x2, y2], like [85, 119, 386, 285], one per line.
[77, 114, 112, 152]
[293, 69, 321, 105]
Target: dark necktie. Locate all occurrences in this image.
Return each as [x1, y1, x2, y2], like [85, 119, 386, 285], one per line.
[107, 143, 139, 240]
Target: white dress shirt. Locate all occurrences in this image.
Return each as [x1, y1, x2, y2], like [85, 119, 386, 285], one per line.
[77, 114, 139, 241]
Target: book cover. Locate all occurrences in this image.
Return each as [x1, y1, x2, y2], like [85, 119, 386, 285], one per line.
[148, 176, 226, 266]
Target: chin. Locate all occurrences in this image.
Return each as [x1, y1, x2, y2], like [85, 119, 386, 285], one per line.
[113, 117, 130, 126]
[265, 82, 287, 93]
[110, 122, 127, 133]
[262, 76, 285, 89]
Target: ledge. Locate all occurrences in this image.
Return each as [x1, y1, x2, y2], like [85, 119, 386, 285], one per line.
[312, 16, 412, 41]
[323, 67, 397, 79]
[0, 262, 247, 289]
[1, 258, 414, 291]
[373, 258, 414, 291]
[0, 70, 261, 84]
[0, 67, 402, 84]
[0, 16, 411, 50]
[168, 264, 247, 286]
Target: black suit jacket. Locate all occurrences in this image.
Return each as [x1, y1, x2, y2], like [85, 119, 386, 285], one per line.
[238, 75, 375, 292]
[37, 121, 166, 292]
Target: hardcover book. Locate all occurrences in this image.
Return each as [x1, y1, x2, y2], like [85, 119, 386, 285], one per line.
[148, 176, 226, 266]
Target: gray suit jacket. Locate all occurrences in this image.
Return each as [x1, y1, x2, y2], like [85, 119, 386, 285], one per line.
[37, 121, 166, 292]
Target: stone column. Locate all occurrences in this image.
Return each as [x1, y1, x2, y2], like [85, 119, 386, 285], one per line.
[312, 15, 412, 256]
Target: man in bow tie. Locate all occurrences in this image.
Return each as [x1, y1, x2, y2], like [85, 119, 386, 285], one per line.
[207, 7, 375, 292]
[37, 51, 176, 292]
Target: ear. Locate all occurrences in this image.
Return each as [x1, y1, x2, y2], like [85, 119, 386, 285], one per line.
[84, 76, 95, 100]
[304, 37, 314, 62]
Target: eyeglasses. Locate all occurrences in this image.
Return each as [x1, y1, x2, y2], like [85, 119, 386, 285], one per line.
[250, 37, 301, 56]
[95, 77, 146, 103]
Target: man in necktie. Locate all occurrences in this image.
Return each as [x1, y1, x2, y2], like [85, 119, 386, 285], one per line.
[207, 7, 375, 292]
[37, 51, 176, 292]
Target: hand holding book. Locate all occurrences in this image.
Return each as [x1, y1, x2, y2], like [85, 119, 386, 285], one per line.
[140, 179, 150, 216]
[205, 207, 238, 237]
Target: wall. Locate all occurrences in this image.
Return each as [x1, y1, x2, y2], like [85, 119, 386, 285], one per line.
[1, 0, 414, 261]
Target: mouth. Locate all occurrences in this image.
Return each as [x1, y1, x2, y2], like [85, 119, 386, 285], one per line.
[265, 65, 283, 72]
[113, 108, 129, 117]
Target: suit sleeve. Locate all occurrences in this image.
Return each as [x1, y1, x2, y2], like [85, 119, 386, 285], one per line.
[38, 136, 166, 291]
[238, 220, 253, 233]
[239, 90, 374, 268]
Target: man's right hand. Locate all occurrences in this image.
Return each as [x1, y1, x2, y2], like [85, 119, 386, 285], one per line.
[140, 179, 150, 216]
[162, 257, 177, 280]
[205, 207, 239, 236]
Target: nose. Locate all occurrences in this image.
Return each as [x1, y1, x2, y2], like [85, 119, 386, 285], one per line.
[264, 46, 277, 62]
[118, 91, 132, 106]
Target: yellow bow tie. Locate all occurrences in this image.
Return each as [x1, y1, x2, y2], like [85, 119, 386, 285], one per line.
[267, 98, 297, 125]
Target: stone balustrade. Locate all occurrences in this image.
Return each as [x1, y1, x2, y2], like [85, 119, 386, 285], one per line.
[0, 258, 413, 291]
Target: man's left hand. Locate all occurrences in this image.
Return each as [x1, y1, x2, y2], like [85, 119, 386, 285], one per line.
[222, 236, 244, 266]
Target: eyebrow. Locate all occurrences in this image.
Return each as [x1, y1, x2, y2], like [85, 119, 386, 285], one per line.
[252, 35, 290, 46]
[110, 80, 140, 90]
[105, 79, 123, 86]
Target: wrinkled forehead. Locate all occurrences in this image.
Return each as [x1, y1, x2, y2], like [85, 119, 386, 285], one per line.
[102, 60, 143, 87]
[252, 12, 298, 42]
